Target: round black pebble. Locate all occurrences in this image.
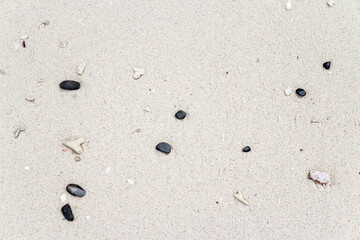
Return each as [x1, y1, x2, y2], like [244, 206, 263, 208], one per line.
[242, 146, 251, 152]
[323, 61, 331, 70]
[295, 88, 306, 97]
[156, 142, 171, 154]
[59, 80, 80, 90]
[66, 184, 86, 197]
[175, 110, 186, 120]
[61, 204, 74, 221]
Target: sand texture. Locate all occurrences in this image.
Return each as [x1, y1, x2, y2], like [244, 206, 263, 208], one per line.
[1, 0, 360, 239]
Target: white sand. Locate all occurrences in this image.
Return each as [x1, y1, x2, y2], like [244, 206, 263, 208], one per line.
[1, 1, 360, 239]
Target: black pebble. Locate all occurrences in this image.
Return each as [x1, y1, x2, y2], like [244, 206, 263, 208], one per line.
[156, 142, 171, 154]
[323, 61, 331, 70]
[242, 146, 251, 152]
[66, 184, 86, 197]
[295, 88, 306, 97]
[175, 110, 186, 120]
[59, 80, 80, 90]
[61, 204, 74, 221]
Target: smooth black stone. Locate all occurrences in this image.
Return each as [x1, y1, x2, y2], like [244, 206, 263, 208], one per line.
[59, 80, 80, 90]
[295, 88, 306, 97]
[175, 110, 186, 120]
[66, 184, 86, 197]
[242, 146, 251, 152]
[323, 61, 331, 70]
[61, 204, 74, 221]
[156, 142, 171, 154]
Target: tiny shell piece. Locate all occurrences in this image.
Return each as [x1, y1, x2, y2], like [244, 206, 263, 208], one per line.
[133, 67, 145, 79]
[60, 194, 67, 203]
[327, 0, 335, 7]
[308, 170, 330, 185]
[14, 125, 26, 138]
[284, 87, 291, 96]
[285, 0, 292, 10]
[59, 41, 68, 48]
[234, 191, 249, 205]
[144, 106, 151, 112]
[62, 138, 86, 154]
[77, 63, 86, 75]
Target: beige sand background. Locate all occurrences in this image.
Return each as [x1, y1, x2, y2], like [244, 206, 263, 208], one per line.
[1, 0, 360, 239]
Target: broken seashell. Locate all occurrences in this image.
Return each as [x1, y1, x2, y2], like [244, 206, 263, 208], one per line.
[77, 63, 86, 75]
[14, 125, 26, 138]
[133, 67, 145, 79]
[62, 138, 86, 154]
[308, 170, 330, 185]
[234, 191, 249, 205]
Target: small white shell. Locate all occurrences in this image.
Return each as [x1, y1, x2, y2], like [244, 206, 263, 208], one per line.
[234, 191, 249, 205]
[60, 194, 67, 203]
[133, 67, 145, 79]
[284, 87, 291, 96]
[77, 63, 86, 75]
[285, 0, 292, 11]
[308, 170, 330, 184]
[327, 1, 335, 7]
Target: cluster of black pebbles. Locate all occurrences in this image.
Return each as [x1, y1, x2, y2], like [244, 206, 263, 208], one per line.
[58, 60, 330, 220]
[61, 184, 86, 221]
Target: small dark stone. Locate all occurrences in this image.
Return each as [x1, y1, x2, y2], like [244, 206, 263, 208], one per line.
[175, 110, 186, 120]
[323, 61, 331, 70]
[59, 80, 80, 90]
[66, 184, 86, 197]
[61, 204, 74, 221]
[156, 142, 171, 154]
[242, 146, 251, 152]
[295, 88, 306, 97]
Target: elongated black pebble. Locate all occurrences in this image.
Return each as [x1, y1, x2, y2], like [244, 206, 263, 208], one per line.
[295, 88, 306, 97]
[59, 80, 80, 90]
[156, 142, 171, 154]
[66, 184, 86, 197]
[175, 110, 186, 120]
[242, 146, 251, 152]
[323, 61, 331, 70]
[61, 204, 74, 221]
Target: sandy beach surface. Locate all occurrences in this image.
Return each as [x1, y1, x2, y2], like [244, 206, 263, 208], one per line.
[1, 1, 360, 239]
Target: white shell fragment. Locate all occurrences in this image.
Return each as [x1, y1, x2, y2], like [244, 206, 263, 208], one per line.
[60, 194, 67, 203]
[77, 63, 86, 75]
[285, 0, 292, 11]
[234, 191, 249, 205]
[327, 0, 335, 7]
[14, 125, 26, 138]
[24, 166, 30, 171]
[308, 170, 330, 185]
[25, 97, 35, 102]
[144, 106, 151, 112]
[20, 35, 28, 40]
[59, 41, 68, 48]
[62, 138, 86, 154]
[127, 179, 134, 184]
[106, 167, 111, 173]
[133, 67, 145, 79]
[284, 87, 291, 96]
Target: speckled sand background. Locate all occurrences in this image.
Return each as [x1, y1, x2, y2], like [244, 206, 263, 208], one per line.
[1, 1, 360, 239]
